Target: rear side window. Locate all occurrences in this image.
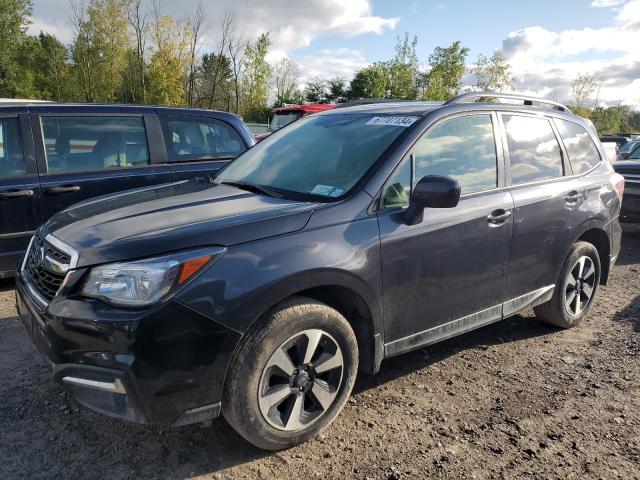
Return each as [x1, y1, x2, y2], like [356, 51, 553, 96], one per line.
[555, 119, 601, 174]
[503, 115, 563, 185]
[163, 118, 245, 162]
[0, 117, 25, 179]
[413, 114, 498, 194]
[42, 117, 150, 173]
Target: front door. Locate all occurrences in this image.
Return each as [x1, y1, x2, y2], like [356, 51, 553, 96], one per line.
[377, 113, 513, 354]
[0, 112, 43, 275]
[33, 114, 172, 219]
[160, 115, 248, 182]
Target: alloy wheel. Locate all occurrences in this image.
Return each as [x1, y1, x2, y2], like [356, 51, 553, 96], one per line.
[258, 329, 344, 431]
[564, 255, 596, 316]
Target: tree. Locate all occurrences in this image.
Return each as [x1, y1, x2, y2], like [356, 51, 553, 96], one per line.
[272, 57, 300, 106]
[303, 76, 327, 103]
[0, 0, 34, 97]
[186, 2, 207, 107]
[326, 77, 346, 103]
[33, 33, 75, 101]
[196, 52, 232, 110]
[419, 41, 469, 101]
[571, 73, 602, 109]
[348, 63, 388, 99]
[387, 33, 419, 99]
[147, 3, 190, 105]
[125, 0, 149, 103]
[473, 52, 514, 92]
[240, 32, 271, 121]
[225, 12, 244, 114]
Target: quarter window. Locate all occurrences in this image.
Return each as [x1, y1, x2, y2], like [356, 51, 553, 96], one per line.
[42, 117, 150, 173]
[0, 117, 25, 179]
[164, 118, 245, 161]
[555, 119, 601, 174]
[503, 115, 563, 185]
[382, 156, 411, 209]
[414, 114, 497, 194]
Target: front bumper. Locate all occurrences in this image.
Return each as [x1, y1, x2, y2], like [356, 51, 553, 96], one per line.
[15, 272, 242, 426]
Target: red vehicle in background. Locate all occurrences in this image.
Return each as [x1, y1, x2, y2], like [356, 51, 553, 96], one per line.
[255, 103, 336, 141]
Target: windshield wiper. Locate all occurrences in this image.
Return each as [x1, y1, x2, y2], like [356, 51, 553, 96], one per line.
[219, 181, 285, 199]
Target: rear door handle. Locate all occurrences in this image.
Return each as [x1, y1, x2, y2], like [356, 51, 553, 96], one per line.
[0, 189, 34, 199]
[564, 190, 581, 203]
[487, 209, 512, 225]
[47, 185, 81, 194]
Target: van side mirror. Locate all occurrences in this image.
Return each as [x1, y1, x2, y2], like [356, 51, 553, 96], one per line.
[404, 175, 461, 225]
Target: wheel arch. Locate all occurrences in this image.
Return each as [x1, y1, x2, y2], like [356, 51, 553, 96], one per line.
[561, 219, 612, 285]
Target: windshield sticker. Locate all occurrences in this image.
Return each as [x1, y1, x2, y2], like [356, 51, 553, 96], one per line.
[311, 184, 345, 197]
[366, 116, 418, 127]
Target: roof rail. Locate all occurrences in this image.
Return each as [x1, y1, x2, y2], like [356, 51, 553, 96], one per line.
[444, 92, 572, 113]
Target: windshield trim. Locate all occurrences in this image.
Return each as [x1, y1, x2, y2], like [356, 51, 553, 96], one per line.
[216, 112, 423, 204]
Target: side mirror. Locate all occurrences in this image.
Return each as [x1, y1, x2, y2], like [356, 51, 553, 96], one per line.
[404, 175, 461, 225]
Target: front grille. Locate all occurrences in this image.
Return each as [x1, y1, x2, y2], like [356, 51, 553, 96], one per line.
[23, 237, 68, 302]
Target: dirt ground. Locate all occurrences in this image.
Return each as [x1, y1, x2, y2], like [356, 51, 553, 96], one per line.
[1, 229, 639, 480]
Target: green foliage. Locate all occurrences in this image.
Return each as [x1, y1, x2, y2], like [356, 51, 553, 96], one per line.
[303, 77, 328, 103]
[326, 77, 346, 103]
[473, 52, 514, 92]
[348, 63, 389, 99]
[241, 33, 272, 122]
[0, 0, 33, 97]
[197, 53, 234, 110]
[272, 57, 301, 107]
[419, 41, 469, 101]
[387, 33, 419, 99]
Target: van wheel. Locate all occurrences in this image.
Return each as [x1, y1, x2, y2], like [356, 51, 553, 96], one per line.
[534, 241, 601, 329]
[222, 297, 358, 450]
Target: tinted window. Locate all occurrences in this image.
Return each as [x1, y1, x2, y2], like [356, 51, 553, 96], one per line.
[414, 114, 497, 194]
[503, 115, 563, 185]
[42, 117, 150, 173]
[629, 142, 640, 160]
[165, 118, 245, 161]
[217, 114, 411, 199]
[555, 119, 601, 174]
[382, 156, 411, 209]
[0, 117, 25, 179]
[271, 112, 302, 131]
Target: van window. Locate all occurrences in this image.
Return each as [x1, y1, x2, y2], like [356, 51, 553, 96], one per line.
[41, 117, 150, 173]
[555, 119, 601, 174]
[503, 115, 563, 185]
[0, 117, 25, 179]
[164, 118, 245, 161]
[413, 114, 497, 194]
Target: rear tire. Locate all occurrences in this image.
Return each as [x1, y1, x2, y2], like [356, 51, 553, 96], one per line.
[222, 297, 358, 450]
[534, 241, 600, 329]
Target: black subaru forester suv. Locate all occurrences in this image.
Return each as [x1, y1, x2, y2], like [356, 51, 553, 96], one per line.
[16, 93, 623, 450]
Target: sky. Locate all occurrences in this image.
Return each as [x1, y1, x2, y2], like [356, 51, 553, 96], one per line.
[28, 0, 640, 108]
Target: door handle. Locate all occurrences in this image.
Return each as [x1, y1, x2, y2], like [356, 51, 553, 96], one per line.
[47, 185, 81, 194]
[563, 190, 581, 203]
[487, 209, 512, 225]
[0, 189, 34, 199]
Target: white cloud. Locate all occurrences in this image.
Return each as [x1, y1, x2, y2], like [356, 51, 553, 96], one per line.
[496, 0, 640, 109]
[293, 48, 369, 84]
[591, 0, 625, 7]
[28, 16, 74, 44]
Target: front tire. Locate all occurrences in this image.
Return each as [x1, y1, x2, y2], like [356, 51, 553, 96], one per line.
[222, 297, 358, 450]
[534, 241, 601, 328]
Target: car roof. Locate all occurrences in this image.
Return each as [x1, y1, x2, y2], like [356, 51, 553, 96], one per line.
[322, 101, 445, 117]
[0, 102, 242, 118]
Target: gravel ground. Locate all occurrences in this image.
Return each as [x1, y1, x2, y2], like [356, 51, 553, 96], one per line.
[1, 228, 639, 480]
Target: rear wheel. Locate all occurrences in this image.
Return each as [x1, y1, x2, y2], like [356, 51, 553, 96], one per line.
[534, 241, 601, 328]
[222, 297, 358, 450]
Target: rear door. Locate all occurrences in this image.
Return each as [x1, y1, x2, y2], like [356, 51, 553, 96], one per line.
[500, 112, 583, 308]
[0, 111, 44, 275]
[160, 115, 248, 182]
[33, 113, 172, 219]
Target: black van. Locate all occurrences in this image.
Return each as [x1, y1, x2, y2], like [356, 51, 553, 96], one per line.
[0, 103, 255, 277]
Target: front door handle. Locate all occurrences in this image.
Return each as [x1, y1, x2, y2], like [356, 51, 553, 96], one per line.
[563, 190, 581, 203]
[47, 185, 81, 194]
[487, 209, 512, 225]
[0, 189, 34, 199]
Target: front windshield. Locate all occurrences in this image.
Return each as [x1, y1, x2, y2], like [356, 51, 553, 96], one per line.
[218, 114, 416, 199]
[270, 111, 302, 131]
[620, 139, 640, 154]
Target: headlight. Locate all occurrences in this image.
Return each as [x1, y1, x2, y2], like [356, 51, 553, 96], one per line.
[81, 247, 225, 307]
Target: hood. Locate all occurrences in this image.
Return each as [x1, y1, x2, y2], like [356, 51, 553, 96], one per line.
[42, 180, 317, 267]
[613, 160, 640, 174]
